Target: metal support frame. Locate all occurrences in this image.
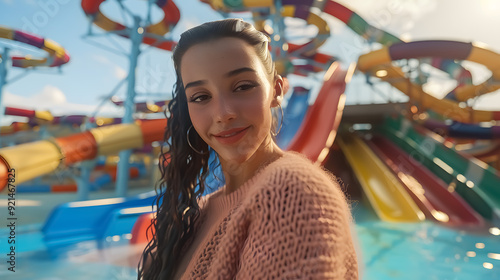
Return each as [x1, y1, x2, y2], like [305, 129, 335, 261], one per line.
[116, 16, 144, 197]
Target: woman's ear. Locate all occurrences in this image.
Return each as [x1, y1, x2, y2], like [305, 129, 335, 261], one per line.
[271, 75, 286, 107]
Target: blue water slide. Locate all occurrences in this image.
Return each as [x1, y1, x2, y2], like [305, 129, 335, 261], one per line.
[276, 87, 310, 149]
[42, 191, 156, 247]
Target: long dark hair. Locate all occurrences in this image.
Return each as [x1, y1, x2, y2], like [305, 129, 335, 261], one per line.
[138, 19, 276, 279]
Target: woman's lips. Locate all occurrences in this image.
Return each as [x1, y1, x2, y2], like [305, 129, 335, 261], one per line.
[213, 127, 249, 145]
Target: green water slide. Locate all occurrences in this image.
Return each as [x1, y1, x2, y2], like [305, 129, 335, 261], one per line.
[376, 116, 500, 224]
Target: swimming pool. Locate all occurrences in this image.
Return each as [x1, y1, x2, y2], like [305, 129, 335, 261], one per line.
[1, 203, 499, 280]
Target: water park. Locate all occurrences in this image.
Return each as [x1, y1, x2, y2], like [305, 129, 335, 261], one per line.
[1, 0, 500, 279]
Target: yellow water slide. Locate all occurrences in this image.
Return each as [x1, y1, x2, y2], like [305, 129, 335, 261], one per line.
[337, 133, 425, 222]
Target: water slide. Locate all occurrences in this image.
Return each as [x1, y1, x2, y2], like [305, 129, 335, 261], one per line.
[0, 118, 165, 190]
[287, 62, 352, 164]
[365, 134, 484, 226]
[0, 26, 70, 68]
[394, 117, 500, 204]
[4, 105, 162, 128]
[337, 132, 424, 222]
[0, 116, 165, 245]
[377, 117, 500, 224]
[357, 40, 500, 124]
[81, 0, 180, 51]
[275, 87, 310, 149]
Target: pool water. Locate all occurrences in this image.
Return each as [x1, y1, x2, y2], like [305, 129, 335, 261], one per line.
[353, 203, 500, 280]
[1, 204, 499, 279]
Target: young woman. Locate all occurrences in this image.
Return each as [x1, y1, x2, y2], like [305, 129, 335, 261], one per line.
[138, 18, 358, 279]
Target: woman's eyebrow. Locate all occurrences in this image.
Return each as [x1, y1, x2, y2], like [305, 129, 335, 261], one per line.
[225, 67, 256, 77]
[184, 80, 206, 91]
[185, 67, 256, 90]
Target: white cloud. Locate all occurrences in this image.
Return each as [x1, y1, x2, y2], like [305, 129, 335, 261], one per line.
[32, 85, 67, 104]
[114, 66, 127, 79]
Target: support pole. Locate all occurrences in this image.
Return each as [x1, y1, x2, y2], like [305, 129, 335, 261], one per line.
[116, 16, 143, 197]
[76, 160, 94, 201]
[0, 48, 10, 126]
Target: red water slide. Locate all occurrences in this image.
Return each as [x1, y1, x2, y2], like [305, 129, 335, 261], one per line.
[287, 62, 350, 165]
[366, 134, 484, 227]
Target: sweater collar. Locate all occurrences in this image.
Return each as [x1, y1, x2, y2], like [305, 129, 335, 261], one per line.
[208, 152, 293, 213]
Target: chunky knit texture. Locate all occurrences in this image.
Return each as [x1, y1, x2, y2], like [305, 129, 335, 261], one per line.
[175, 152, 358, 279]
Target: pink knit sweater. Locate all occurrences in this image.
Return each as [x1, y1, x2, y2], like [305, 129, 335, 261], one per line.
[175, 152, 358, 279]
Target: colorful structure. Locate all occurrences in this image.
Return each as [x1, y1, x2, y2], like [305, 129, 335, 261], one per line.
[357, 40, 500, 123]
[3, 1, 500, 279]
[0, 118, 165, 190]
[81, 0, 179, 51]
[0, 26, 70, 68]
[0, 26, 70, 125]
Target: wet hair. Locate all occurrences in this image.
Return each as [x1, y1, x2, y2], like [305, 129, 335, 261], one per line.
[138, 18, 277, 279]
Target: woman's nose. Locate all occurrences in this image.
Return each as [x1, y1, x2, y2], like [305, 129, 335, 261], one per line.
[214, 96, 237, 123]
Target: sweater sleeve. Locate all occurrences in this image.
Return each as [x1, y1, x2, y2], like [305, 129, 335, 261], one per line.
[237, 166, 358, 279]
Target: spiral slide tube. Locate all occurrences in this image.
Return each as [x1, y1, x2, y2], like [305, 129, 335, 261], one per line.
[201, 0, 471, 87]
[81, 0, 180, 51]
[358, 41, 500, 124]
[249, 5, 336, 76]
[304, 0, 472, 88]
[0, 26, 70, 68]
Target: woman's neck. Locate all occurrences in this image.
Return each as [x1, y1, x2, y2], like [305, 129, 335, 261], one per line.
[220, 140, 284, 194]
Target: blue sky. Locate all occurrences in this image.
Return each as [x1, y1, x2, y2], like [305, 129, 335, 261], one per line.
[1, 0, 500, 125]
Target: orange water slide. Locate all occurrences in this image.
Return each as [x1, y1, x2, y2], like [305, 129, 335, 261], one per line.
[0, 119, 166, 191]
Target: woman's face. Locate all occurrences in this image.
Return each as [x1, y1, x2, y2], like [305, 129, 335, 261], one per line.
[180, 37, 282, 164]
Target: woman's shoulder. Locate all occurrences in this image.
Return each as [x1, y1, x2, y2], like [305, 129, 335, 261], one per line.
[256, 151, 344, 199]
[264, 151, 338, 187]
[245, 151, 352, 224]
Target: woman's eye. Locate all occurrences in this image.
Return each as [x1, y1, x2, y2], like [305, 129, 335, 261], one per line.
[235, 83, 256, 91]
[190, 94, 210, 103]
